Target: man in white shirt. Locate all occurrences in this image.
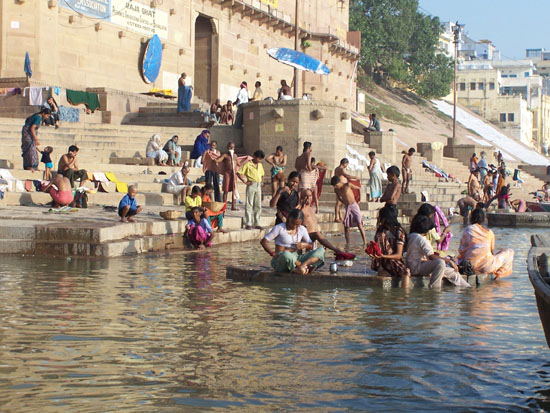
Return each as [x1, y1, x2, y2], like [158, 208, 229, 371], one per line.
[233, 81, 249, 129]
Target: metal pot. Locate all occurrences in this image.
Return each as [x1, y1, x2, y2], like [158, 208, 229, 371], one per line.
[329, 262, 338, 273]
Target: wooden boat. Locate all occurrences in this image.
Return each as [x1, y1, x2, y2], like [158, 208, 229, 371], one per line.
[527, 235, 550, 348]
[226, 265, 491, 288]
[527, 201, 550, 213]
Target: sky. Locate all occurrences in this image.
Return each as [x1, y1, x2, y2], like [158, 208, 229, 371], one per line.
[418, 0, 550, 60]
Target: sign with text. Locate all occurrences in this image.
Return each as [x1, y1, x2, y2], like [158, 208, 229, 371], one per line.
[59, 0, 111, 19]
[111, 0, 168, 40]
[260, 0, 278, 8]
[59, 0, 168, 39]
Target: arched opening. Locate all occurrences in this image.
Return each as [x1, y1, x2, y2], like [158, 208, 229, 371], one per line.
[194, 15, 218, 104]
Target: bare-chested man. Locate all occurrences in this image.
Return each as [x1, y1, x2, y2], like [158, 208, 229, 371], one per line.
[215, 141, 242, 210]
[278, 79, 292, 100]
[401, 148, 415, 194]
[333, 158, 359, 222]
[299, 189, 343, 254]
[331, 175, 367, 245]
[42, 174, 74, 207]
[380, 166, 401, 209]
[265, 146, 287, 197]
[295, 141, 319, 212]
[468, 169, 482, 201]
[58, 145, 88, 188]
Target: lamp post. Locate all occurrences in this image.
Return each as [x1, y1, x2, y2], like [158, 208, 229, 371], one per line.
[293, 0, 300, 98]
[452, 22, 464, 139]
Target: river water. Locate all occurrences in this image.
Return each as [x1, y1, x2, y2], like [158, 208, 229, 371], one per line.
[1, 225, 550, 411]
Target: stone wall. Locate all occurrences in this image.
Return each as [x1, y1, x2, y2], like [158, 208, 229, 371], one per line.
[242, 99, 348, 172]
[0, 0, 358, 117]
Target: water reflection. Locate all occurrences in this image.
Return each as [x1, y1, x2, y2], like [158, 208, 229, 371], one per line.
[0, 225, 550, 410]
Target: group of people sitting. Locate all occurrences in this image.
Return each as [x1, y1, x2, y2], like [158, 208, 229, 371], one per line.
[368, 202, 514, 288]
[146, 134, 184, 166]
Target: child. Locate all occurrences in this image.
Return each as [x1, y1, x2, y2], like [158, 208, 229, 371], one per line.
[401, 148, 415, 194]
[380, 166, 402, 210]
[237, 150, 265, 229]
[118, 185, 142, 222]
[497, 185, 511, 210]
[406, 215, 471, 289]
[331, 175, 367, 245]
[185, 185, 203, 220]
[40, 146, 54, 181]
[185, 206, 214, 249]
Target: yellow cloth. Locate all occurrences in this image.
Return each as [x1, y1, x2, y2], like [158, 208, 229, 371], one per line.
[105, 172, 128, 193]
[253, 87, 263, 100]
[425, 228, 441, 250]
[238, 161, 264, 183]
[185, 195, 202, 212]
[458, 224, 514, 278]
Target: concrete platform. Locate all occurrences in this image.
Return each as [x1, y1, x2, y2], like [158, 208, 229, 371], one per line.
[488, 211, 550, 227]
[0, 204, 341, 257]
[226, 265, 490, 288]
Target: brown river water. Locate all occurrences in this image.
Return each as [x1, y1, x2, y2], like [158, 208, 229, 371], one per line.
[1, 225, 550, 411]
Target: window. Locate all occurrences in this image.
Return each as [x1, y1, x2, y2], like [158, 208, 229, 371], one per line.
[489, 82, 495, 90]
[478, 82, 484, 90]
[459, 82, 466, 91]
[500, 113, 507, 122]
[508, 113, 515, 122]
[525, 72, 530, 77]
[470, 82, 476, 90]
[510, 74, 518, 78]
[502, 74, 508, 78]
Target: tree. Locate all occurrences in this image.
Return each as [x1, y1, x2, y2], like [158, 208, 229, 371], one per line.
[350, 0, 453, 98]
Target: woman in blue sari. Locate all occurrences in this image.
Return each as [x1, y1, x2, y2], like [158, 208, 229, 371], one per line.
[21, 108, 51, 171]
[177, 72, 193, 112]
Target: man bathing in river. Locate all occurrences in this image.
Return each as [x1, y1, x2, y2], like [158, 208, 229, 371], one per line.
[265, 145, 287, 197]
[261, 209, 325, 274]
[299, 188, 344, 255]
[334, 158, 359, 223]
[331, 175, 367, 246]
[295, 141, 319, 212]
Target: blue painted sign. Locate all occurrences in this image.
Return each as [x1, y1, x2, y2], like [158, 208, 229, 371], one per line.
[141, 34, 163, 84]
[59, 0, 111, 20]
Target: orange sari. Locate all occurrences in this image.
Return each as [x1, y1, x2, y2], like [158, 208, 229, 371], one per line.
[458, 224, 514, 278]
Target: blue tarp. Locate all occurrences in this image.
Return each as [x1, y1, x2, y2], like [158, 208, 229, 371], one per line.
[142, 34, 162, 84]
[266, 48, 330, 75]
[24, 52, 32, 78]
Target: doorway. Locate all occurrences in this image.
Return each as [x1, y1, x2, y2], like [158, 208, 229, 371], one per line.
[194, 15, 218, 104]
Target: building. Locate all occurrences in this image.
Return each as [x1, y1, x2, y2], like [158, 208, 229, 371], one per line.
[455, 60, 544, 148]
[459, 34, 500, 61]
[0, 0, 360, 116]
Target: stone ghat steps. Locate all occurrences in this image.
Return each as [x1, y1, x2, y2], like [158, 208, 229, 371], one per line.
[0, 206, 343, 257]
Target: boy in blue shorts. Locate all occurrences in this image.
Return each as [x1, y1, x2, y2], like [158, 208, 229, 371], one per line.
[118, 185, 142, 222]
[40, 146, 54, 181]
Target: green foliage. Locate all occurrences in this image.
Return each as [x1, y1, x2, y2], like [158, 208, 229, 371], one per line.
[350, 0, 453, 99]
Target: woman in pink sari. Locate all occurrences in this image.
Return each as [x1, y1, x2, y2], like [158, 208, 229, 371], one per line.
[458, 208, 514, 278]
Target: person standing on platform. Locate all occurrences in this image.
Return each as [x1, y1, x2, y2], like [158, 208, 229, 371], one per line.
[295, 141, 319, 212]
[177, 73, 192, 113]
[238, 150, 265, 229]
[477, 151, 489, 184]
[21, 108, 51, 171]
[380, 166, 402, 213]
[331, 175, 367, 246]
[368, 151, 383, 202]
[401, 148, 415, 194]
[233, 81, 249, 129]
[265, 146, 287, 197]
[215, 141, 242, 210]
[202, 140, 222, 202]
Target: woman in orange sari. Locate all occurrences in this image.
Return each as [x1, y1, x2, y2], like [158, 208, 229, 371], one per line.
[458, 208, 514, 278]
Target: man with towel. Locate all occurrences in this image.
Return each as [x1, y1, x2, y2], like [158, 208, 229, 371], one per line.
[295, 141, 319, 212]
